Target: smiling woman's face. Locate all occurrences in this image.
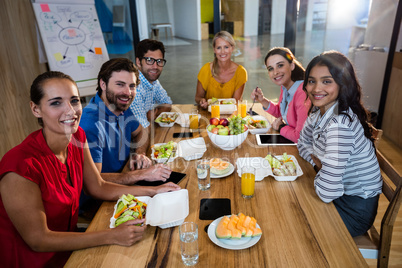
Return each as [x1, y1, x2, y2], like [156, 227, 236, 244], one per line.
[31, 78, 82, 136]
[265, 54, 295, 89]
[213, 37, 233, 63]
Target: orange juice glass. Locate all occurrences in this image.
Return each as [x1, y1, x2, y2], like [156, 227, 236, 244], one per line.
[211, 104, 220, 119]
[241, 166, 255, 198]
[238, 100, 247, 118]
[189, 109, 199, 132]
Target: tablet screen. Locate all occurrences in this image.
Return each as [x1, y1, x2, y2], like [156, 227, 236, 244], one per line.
[256, 134, 296, 145]
[135, 171, 186, 186]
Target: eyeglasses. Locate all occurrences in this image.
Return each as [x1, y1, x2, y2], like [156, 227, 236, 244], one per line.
[142, 57, 167, 67]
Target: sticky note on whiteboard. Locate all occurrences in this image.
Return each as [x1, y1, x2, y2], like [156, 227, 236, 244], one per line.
[68, 29, 77, 37]
[77, 56, 85, 64]
[94, 47, 102, 55]
[54, 53, 63, 61]
[40, 4, 50, 12]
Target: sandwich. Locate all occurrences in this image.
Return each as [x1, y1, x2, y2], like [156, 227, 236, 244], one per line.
[113, 194, 147, 227]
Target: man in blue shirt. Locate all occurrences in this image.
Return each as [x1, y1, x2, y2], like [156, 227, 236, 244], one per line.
[80, 58, 172, 185]
[130, 39, 172, 129]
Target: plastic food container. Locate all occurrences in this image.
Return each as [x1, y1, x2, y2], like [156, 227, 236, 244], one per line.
[247, 115, 271, 134]
[207, 98, 237, 114]
[151, 137, 207, 163]
[236, 157, 271, 181]
[110, 189, 189, 229]
[269, 155, 303, 182]
[155, 112, 201, 128]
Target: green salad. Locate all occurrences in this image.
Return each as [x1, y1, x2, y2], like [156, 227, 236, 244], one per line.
[153, 141, 177, 159]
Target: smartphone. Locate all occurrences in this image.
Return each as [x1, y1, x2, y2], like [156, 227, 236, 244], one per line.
[256, 134, 296, 146]
[173, 132, 193, 138]
[248, 110, 259, 116]
[135, 171, 186, 186]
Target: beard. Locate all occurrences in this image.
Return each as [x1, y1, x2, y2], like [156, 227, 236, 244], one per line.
[141, 68, 161, 83]
[105, 87, 134, 114]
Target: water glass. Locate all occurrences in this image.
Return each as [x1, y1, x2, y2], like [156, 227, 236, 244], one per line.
[241, 166, 256, 198]
[196, 159, 211, 190]
[179, 222, 199, 266]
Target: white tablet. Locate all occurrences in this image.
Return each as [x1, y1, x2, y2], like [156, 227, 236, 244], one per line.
[256, 134, 296, 146]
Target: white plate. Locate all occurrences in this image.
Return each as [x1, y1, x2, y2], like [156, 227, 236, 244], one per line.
[210, 163, 235, 178]
[236, 157, 272, 181]
[248, 115, 271, 135]
[155, 112, 179, 127]
[270, 155, 303, 181]
[207, 216, 262, 250]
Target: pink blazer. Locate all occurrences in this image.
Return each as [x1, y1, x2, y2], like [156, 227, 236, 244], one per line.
[266, 82, 311, 143]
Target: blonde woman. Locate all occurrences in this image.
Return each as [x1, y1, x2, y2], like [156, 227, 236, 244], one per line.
[195, 31, 248, 109]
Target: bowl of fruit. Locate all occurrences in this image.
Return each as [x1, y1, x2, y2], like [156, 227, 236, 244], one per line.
[206, 115, 249, 151]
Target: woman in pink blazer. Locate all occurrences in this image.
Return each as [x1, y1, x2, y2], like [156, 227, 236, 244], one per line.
[251, 47, 311, 143]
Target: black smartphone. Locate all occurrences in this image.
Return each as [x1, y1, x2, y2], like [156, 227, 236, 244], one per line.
[135, 171, 186, 186]
[248, 110, 259, 116]
[199, 198, 231, 220]
[256, 134, 296, 146]
[173, 132, 193, 138]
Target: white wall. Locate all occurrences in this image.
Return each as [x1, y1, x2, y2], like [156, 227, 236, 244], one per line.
[136, 0, 149, 40]
[173, 0, 201, 40]
[271, 0, 286, 34]
[244, 0, 258, 36]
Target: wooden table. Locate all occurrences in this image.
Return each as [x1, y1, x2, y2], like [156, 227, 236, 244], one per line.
[66, 104, 367, 267]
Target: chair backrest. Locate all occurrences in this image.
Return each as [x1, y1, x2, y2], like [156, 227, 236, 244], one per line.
[376, 150, 402, 267]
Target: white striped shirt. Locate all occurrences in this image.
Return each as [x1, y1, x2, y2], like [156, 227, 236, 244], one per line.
[297, 102, 382, 203]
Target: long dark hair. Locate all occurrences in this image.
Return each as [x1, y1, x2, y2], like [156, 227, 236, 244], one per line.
[303, 50, 374, 143]
[264, 47, 305, 81]
[30, 71, 77, 127]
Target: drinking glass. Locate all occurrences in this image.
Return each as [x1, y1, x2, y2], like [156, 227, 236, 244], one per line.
[238, 100, 247, 118]
[179, 222, 199, 266]
[189, 108, 199, 132]
[196, 159, 210, 190]
[211, 104, 220, 119]
[241, 166, 255, 198]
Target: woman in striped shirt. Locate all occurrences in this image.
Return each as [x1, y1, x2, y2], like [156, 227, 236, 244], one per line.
[297, 51, 382, 237]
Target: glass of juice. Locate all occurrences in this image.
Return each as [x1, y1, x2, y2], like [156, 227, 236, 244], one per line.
[189, 108, 199, 132]
[241, 166, 255, 198]
[238, 100, 247, 118]
[211, 104, 220, 119]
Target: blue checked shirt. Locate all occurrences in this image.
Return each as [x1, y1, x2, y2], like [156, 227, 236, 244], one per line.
[130, 71, 172, 128]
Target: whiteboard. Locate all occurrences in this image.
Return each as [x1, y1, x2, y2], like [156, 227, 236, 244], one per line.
[32, 2, 109, 94]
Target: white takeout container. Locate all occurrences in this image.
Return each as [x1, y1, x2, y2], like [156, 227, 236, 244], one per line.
[236, 155, 303, 181]
[236, 157, 271, 181]
[155, 112, 179, 127]
[151, 137, 207, 163]
[207, 98, 237, 114]
[110, 189, 189, 229]
[247, 115, 271, 135]
[270, 155, 303, 181]
[155, 112, 201, 128]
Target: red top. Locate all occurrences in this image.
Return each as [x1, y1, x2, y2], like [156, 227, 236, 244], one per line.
[0, 127, 85, 268]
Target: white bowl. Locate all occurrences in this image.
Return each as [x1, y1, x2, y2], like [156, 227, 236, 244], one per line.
[207, 125, 249, 151]
[247, 115, 271, 134]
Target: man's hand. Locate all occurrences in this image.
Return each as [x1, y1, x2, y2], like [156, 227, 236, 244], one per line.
[272, 118, 285, 131]
[132, 164, 172, 182]
[147, 108, 158, 122]
[311, 154, 322, 172]
[130, 153, 152, 170]
[154, 182, 181, 195]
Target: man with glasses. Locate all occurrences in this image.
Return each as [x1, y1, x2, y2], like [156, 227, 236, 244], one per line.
[130, 39, 172, 129]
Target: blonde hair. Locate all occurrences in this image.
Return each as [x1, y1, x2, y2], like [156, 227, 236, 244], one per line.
[211, 31, 235, 77]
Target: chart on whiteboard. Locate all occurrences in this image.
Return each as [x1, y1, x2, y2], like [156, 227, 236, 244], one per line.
[33, 3, 109, 83]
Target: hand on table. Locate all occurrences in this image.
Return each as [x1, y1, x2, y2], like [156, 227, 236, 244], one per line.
[147, 108, 159, 122]
[113, 219, 147, 246]
[154, 182, 181, 194]
[136, 164, 172, 182]
[130, 154, 152, 170]
[199, 98, 208, 109]
[272, 118, 285, 131]
[311, 154, 322, 172]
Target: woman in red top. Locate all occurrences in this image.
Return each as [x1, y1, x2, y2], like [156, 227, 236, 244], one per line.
[0, 71, 180, 267]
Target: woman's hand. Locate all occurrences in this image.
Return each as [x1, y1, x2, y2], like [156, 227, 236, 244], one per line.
[154, 182, 181, 195]
[199, 98, 208, 109]
[131, 164, 172, 182]
[112, 219, 147, 246]
[272, 118, 285, 131]
[251, 87, 265, 103]
[311, 154, 322, 172]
